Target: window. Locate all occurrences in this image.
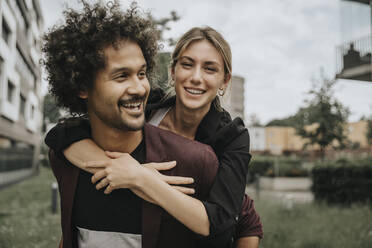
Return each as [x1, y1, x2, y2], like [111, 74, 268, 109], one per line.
[16, 47, 34, 86]
[2, 18, 11, 44]
[33, 75, 37, 91]
[20, 95, 26, 117]
[30, 105, 34, 119]
[16, 0, 29, 31]
[0, 57, 3, 76]
[7, 80, 15, 103]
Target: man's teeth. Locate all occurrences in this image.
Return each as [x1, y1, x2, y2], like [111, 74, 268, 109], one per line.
[186, 88, 204, 94]
[121, 102, 141, 108]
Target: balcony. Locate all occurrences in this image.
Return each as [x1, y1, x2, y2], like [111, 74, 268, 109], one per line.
[336, 35, 372, 82]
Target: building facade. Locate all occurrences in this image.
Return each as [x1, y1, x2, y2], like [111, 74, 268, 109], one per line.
[248, 121, 369, 155]
[222, 75, 245, 121]
[0, 0, 43, 187]
[336, 0, 372, 82]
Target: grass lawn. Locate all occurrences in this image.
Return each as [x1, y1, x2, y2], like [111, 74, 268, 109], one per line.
[0, 166, 61, 248]
[1, 166, 372, 247]
[254, 197, 372, 248]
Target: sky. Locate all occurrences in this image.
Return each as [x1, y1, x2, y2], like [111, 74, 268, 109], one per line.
[39, 0, 372, 124]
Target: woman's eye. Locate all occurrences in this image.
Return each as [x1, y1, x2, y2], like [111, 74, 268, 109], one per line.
[181, 63, 192, 68]
[206, 67, 217, 72]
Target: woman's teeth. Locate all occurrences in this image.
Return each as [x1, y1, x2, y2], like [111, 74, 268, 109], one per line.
[186, 88, 204, 95]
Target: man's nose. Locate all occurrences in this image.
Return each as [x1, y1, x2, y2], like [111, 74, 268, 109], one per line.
[127, 77, 147, 96]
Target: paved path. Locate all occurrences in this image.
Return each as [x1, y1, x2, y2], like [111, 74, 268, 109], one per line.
[245, 185, 314, 205]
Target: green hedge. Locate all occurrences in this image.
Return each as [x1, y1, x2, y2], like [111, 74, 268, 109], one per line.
[249, 157, 309, 178]
[312, 157, 372, 205]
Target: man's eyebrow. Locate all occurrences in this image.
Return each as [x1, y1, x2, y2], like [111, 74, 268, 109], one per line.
[110, 64, 147, 76]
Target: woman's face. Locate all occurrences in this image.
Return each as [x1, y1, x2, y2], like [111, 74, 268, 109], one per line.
[172, 39, 229, 112]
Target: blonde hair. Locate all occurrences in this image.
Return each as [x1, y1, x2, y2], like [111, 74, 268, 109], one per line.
[167, 26, 232, 111]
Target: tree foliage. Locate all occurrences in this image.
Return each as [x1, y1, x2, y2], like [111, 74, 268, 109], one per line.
[147, 11, 180, 89]
[147, 11, 180, 47]
[248, 113, 262, 127]
[43, 93, 61, 125]
[295, 74, 350, 157]
[367, 118, 372, 145]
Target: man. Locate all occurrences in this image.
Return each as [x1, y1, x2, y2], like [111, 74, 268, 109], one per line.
[43, 2, 220, 248]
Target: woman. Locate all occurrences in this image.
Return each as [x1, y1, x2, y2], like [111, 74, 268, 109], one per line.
[46, 26, 262, 247]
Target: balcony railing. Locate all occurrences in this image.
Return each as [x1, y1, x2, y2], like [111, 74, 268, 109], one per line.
[336, 35, 372, 75]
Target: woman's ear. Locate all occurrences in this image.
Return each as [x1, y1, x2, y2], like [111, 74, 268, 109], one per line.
[223, 73, 231, 88]
[171, 67, 175, 81]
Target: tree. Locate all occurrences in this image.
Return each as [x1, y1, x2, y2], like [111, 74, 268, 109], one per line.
[367, 118, 372, 145]
[247, 113, 262, 127]
[147, 11, 180, 89]
[147, 11, 180, 47]
[266, 115, 299, 127]
[43, 93, 62, 125]
[295, 73, 350, 159]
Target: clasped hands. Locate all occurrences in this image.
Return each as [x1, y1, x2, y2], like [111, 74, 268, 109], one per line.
[84, 151, 195, 204]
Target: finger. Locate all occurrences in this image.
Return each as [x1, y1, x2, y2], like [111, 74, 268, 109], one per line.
[105, 151, 126, 159]
[85, 160, 109, 168]
[145, 161, 177, 171]
[104, 184, 113, 194]
[96, 178, 109, 190]
[91, 170, 108, 184]
[163, 175, 194, 185]
[172, 186, 195, 195]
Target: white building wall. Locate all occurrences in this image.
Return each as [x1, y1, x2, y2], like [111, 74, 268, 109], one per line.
[221, 75, 245, 121]
[248, 126, 266, 151]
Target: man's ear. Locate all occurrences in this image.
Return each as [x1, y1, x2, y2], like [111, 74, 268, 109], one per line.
[78, 90, 88, 99]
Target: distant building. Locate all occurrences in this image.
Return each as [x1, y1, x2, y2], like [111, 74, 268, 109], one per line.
[248, 121, 369, 155]
[346, 120, 369, 148]
[336, 0, 372, 82]
[0, 0, 44, 187]
[248, 127, 266, 152]
[222, 75, 245, 121]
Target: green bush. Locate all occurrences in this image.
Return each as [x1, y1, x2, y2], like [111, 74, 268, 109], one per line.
[312, 157, 372, 205]
[249, 156, 310, 178]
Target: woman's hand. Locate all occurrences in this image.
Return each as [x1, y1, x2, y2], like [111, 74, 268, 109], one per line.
[86, 151, 195, 195]
[86, 152, 143, 193]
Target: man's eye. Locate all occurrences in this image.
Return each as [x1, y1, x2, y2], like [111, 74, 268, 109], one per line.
[138, 71, 147, 77]
[116, 73, 128, 80]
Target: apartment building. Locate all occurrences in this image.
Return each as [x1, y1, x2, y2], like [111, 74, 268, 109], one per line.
[0, 0, 43, 187]
[336, 0, 372, 82]
[249, 121, 369, 154]
[222, 75, 245, 121]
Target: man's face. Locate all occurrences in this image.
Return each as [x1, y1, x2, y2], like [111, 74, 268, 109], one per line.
[81, 39, 150, 131]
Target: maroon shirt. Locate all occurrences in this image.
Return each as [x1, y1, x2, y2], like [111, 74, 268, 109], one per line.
[236, 195, 263, 240]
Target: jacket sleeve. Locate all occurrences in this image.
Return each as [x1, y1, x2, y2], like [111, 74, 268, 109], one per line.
[198, 115, 252, 246]
[44, 117, 91, 155]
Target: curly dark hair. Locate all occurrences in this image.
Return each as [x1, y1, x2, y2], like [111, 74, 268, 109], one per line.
[42, 0, 159, 114]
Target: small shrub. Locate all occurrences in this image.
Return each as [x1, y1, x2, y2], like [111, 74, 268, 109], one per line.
[312, 157, 372, 205]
